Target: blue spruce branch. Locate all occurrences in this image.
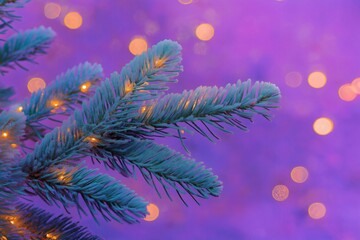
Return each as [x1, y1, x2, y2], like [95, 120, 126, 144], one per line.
[22, 62, 103, 140]
[0, 0, 29, 34]
[0, 26, 55, 74]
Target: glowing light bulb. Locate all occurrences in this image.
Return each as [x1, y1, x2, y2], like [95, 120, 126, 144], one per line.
[140, 106, 147, 114]
[351, 78, 360, 94]
[129, 37, 148, 56]
[10, 143, 17, 148]
[27, 77, 46, 93]
[51, 100, 61, 108]
[338, 84, 357, 102]
[313, 117, 334, 136]
[144, 203, 160, 221]
[80, 82, 91, 93]
[124, 81, 134, 94]
[2, 132, 8, 138]
[154, 58, 166, 68]
[64, 12, 83, 30]
[44, 2, 61, 19]
[308, 71, 327, 89]
[308, 202, 326, 219]
[290, 166, 309, 183]
[195, 23, 215, 41]
[285, 71, 302, 88]
[180, 129, 185, 134]
[178, 0, 193, 4]
[272, 184, 289, 201]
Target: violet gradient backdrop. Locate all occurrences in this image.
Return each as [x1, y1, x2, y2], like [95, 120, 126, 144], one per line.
[4, 0, 360, 239]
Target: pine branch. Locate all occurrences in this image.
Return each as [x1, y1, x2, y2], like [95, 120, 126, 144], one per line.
[0, 0, 29, 34]
[22, 62, 103, 140]
[137, 79, 280, 142]
[0, 203, 101, 240]
[0, 86, 14, 109]
[0, 26, 55, 74]
[93, 138, 223, 205]
[25, 166, 148, 224]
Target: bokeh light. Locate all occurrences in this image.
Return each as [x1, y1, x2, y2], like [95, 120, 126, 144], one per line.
[129, 37, 148, 55]
[178, 0, 193, 4]
[308, 71, 327, 89]
[272, 184, 289, 201]
[285, 71, 302, 88]
[290, 166, 309, 183]
[308, 202, 326, 219]
[313, 117, 334, 136]
[195, 23, 215, 41]
[27, 77, 46, 93]
[64, 12, 83, 29]
[338, 84, 357, 102]
[351, 78, 360, 94]
[144, 203, 160, 221]
[44, 2, 61, 19]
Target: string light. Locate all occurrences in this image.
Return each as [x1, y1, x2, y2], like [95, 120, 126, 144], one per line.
[308, 202, 326, 219]
[154, 57, 166, 68]
[290, 166, 308, 183]
[272, 184, 289, 201]
[80, 82, 91, 93]
[2, 132, 8, 138]
[46, 233, 58, 240]
[338, 84, 357, 102]
[178, 0, 193, 4]
[124, 80, 134, 94]
[64, 12, 83, 30]
[17, 106, 23, 112]
[50, 99, 62, 108]
[195, 23, 215, 41]
[10, 143, 17, 148]
[313, 117, 334, 136]
[143, 203, 160, 221]
[308, 71, 327, 89]
[351, 78, 360, 94]
[44, 2, 61, 19]
[27, 77, 46, 93]
[140, 106, 147, 114]
[129, 37, 148, 56]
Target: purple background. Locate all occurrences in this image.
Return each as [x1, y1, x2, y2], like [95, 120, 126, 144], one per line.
[4, 0, 360, 239]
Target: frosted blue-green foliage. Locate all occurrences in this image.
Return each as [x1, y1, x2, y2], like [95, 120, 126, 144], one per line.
[0, 19, 280, 237]
[0, 26, 55, 74]
[23, 62, 103, 139]
[0, 0, 29, 34]
[1, 204, 101, 239]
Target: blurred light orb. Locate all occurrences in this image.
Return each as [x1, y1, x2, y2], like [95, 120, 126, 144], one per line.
[351, 78, 360, 94]
[313, 117, 334, 136]
[308, 202, 326, 219]
[64, 12, 83, 29]
[44, 2, 61, 19]
[285, 71, 302, 88]
[144, 203, 160, 221]
[338, 84, 357, 102]
[308, 71, 327, 88]
[178, 0, 193, 4]
[290, 166, 308, 183]
[272, 184, 289, 201]
[27, 77, 46, 93]
[195, 23, 215, 41]
[129, 37, 148, 56]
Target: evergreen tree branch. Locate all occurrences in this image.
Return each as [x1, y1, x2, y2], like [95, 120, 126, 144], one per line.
[136, 80, 280, 143]
[22, 62, 103, 140]
[0, 0, 29, 34]
[0, 203, 101, 240]
[92, 138, 223, 205]
[0, 86, 14, 109]
[0, 26, 55, 74]
[25, 167, 148, 224]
